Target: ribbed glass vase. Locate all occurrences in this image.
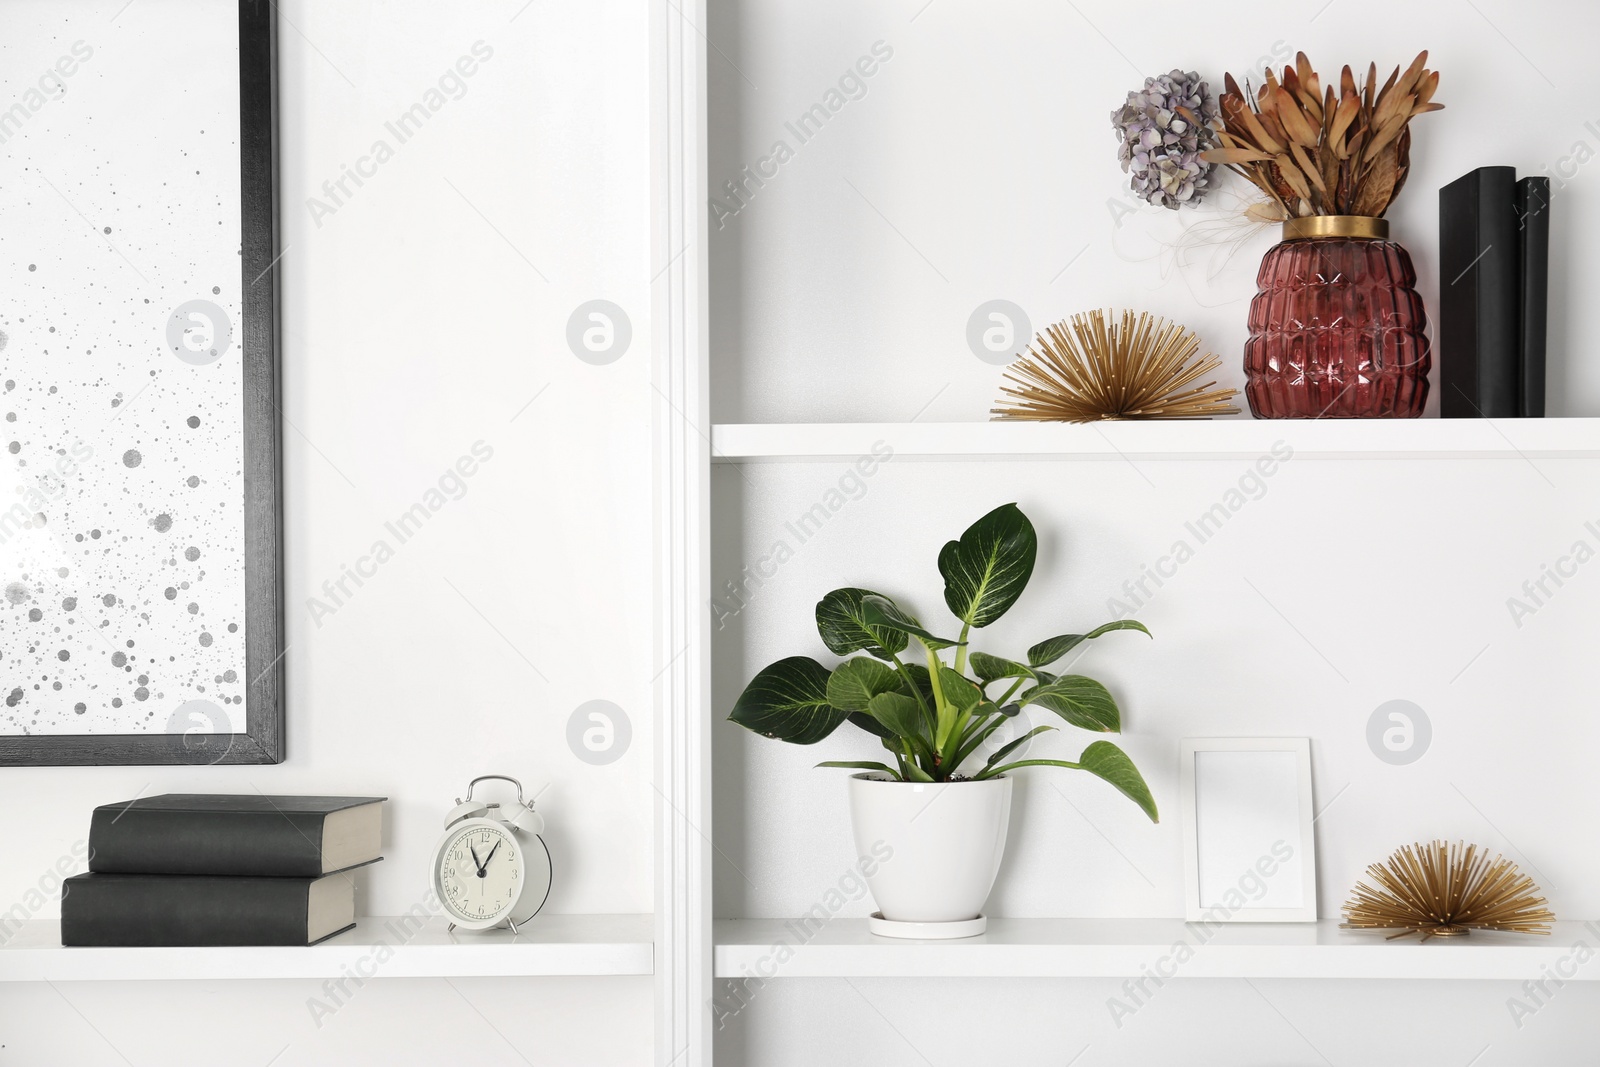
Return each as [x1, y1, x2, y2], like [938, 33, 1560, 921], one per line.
[1243, 217, 1430, 419]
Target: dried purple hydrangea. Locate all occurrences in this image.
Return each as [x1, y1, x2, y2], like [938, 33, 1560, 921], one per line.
[1112, 70, 1220, 209]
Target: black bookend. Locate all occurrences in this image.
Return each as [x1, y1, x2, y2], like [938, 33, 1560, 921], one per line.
[1516, 177, 1551, 418]
[1439, 166, 1521, 417]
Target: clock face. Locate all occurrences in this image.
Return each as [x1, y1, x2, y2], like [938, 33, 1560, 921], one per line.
[436, 821, 525, 926]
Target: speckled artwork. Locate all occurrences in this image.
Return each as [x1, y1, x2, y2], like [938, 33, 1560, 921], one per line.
[1, 1, 247, 737]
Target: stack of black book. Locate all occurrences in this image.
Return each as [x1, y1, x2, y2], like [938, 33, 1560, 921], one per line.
[62, 795, 385, 947]
[1440, 166, 1551, 418]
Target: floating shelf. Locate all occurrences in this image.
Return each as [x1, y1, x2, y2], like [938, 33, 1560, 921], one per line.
[0, 914, 653, 982]
[713, 918, 1588, 980]
[711, 420, 1600, 462]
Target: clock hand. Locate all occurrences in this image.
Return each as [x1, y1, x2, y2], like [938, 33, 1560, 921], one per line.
[482, 841, 503, 868]
[468, 843, 485, 875]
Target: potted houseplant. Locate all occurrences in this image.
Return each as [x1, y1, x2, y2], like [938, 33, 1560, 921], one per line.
[728, 503, 1157, 938]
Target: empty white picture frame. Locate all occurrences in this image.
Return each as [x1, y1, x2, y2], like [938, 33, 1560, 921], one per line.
[1180, 738, 1317, 922]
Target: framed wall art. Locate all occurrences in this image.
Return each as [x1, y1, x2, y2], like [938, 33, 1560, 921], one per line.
[1180, 737, 1318, 922]
[0, 0, 282, 765]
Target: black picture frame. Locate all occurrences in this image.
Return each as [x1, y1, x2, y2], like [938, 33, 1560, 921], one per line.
[0, 1, 283, 766]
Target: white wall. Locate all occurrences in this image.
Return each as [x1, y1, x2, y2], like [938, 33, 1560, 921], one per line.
[0, 1, 656, 1064]
[708, 1, 1600, 1063]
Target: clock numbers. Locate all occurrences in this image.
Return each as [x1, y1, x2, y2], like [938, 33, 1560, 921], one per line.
[436, 822, 525, 926]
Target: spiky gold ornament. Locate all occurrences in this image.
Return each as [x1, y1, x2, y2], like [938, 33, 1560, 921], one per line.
[1342, 841, 1555, 941]
[990, 309, 1240, 423]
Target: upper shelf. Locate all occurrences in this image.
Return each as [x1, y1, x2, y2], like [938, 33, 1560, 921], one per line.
[0, 914, 653, 982]
[710, 419, 1600, 462]
[713, 918, 1584, 980]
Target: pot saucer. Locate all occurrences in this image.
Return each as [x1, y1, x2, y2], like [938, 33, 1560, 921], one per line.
[867, 913, 987, 940]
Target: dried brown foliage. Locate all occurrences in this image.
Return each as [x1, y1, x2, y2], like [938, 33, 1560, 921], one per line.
[1203, 51, 1443, 219]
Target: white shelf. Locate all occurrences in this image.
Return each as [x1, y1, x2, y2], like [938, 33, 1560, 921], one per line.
[713, 918, 1591, 980]
[711, 419, 1600, 461]
[0, 914, 653, 982]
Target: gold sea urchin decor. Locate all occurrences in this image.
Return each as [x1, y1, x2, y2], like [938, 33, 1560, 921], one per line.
[1341, 841, 1555, 941]
[991, 310, 1240, 423]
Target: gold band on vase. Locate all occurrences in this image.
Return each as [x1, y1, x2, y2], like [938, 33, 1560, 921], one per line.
[1281, 215, 1389, 241]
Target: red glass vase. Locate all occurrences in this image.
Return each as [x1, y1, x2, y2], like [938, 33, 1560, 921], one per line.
[1244, 216, 1430, 418]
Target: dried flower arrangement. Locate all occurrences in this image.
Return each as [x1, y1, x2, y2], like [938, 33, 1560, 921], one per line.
[1342, 841, 1555, 941]
[1111, 70, 1220, 209]
[1202, 51, 1443, 221]
[992, 310, 1240, 423]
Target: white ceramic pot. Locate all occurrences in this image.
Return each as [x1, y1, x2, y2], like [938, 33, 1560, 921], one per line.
[847, 773, 1013, 924]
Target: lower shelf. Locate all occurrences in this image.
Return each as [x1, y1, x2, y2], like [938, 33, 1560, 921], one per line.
[0, 914, 654, 982]
[713, 918, 1592, 980]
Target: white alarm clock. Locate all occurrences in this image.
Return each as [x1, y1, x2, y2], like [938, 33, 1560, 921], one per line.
[432, 775, 552, 932]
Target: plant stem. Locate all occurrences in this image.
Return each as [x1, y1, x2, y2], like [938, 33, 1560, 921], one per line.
[996, 677, 1027, 706]
[975, 757, 1083, 780]
[953, 622, 972, 675]
[887, 742, 910, 780]
[925, 645, 952, 752]
[949, 714, 1008, 772]
[888, 653, 931, 718]
[943, 706, 976, 767]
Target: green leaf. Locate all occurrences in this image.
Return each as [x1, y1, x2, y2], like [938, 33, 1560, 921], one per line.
[972, 699, 1005, 723]
[937, 668, 983, 714]
[969, 652, 1039, 684]
[1020, 675, 1121, 732]
[861, 595, 965, 651]
[816, 587, 909, 659]
[1027, 620, 1152, 668]
[897, 662, 933, 704]
[866, 692, 928, 742]
[982, 724, 1057, 769]
[975, 742, 1158, 822]
[939, 503, 1037, 629]
[1077, 741, 1159, 822]
[816, 761, 902, 779]
[847, 711, 893, 739]
[826, 658, 901, 714]
[728, 657, 845, 744]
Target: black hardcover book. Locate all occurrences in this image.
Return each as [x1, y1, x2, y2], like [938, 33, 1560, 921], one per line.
[61, 870, 364, 946]
[1440, 166, 1520, 417]
[89, 794, 385, 877]
[1517, 176, 1551, 418]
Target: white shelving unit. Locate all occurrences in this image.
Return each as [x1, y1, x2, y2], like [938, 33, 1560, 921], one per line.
[651, 2, 1600, 1059]
[713, 918, 1588, 981]
[711, 419, 1600, 462]
[653, 0, 1600, 1060]
[0, 915, 653, 983]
